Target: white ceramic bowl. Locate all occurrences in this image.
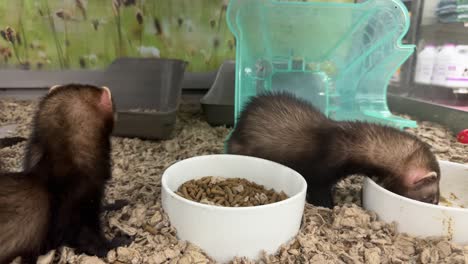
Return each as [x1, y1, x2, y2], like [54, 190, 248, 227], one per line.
[363, 160, 468, 244]
[161, 154, 307, 263]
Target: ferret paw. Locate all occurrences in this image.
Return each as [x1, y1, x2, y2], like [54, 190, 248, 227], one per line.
[74, 244, 109, 258]
[109, 233, 133, 248]
[306, 190, 335, 209]
[83, 234, 133, 257]
[102, 199, 129, 212]
[74, 233, 123, 258]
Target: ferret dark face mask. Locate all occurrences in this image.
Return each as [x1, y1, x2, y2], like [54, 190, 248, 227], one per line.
[402, 171, 440, 204]
[384, 166, 440, 205]
[394, 143, 441, 204]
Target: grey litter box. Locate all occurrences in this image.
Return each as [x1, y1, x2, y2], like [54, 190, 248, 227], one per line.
[200, 60, 235, 127]
[101, 58, 188, 140]
[0, 57, 188, 140]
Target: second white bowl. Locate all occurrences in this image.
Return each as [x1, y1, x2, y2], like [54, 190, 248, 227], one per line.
[363, 160, 468, 244]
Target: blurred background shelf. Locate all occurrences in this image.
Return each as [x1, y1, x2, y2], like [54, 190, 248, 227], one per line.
[420, 22, 468, 44]
[390, 0, 468, 120]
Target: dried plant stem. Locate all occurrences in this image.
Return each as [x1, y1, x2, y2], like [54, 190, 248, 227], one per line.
[206, 2, 227, 68]
[137, 19, 143, 47]
[139, 30, 143, 47]
[18, 1, 29, 61]
[43, 0, 65, 69]
[84, 27, 90, 56]
[63, 21, 70, 67]
[216, 3, 226, 34]
[114, 7, 124, 57]
[18, 23, 28, 61]
[150, 5, 169, 50]
[126, 36, 134, 54]
[10, 43, 22, 65]
[138, 2, 144, 46]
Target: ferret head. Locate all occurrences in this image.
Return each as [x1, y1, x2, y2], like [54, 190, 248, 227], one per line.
[25, 84, 115, 172]
[389, 143, 441, 204]
[43, 84, 115, 133]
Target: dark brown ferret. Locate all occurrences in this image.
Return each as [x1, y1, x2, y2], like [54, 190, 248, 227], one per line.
[226, 91, 440, 208]
[0, 171, 49, 264]
[0, 84, 130, 264]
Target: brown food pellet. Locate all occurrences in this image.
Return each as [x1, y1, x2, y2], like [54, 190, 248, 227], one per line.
[225, 186, 234, 203]
[232, 194, 242, 205]
[182, 186, 189, 198]
[175, 176, 290, 207]
[195, 189, 204, 200]
[270, 192, 278, 202]
[202, 177, 211, 184]
[211, 186, 225, 196]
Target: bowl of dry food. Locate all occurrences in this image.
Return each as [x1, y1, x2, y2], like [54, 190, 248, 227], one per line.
[363, 160, 468, 244]
[161, 154, 307, 263]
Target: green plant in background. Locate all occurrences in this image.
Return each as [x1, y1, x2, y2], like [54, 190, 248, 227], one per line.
[0, 0, 353, 72]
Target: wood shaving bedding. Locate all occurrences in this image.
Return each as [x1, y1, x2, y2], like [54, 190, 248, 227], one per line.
[1, 98, 467, 264]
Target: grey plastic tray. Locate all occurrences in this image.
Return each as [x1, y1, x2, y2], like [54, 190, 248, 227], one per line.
[0, 57, 188, 140]
[112, 111, 177, 140]
[101, 58, 187, 140]
[200, 60, 235, 127]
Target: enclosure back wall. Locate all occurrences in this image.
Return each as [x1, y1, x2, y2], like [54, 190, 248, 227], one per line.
[0, 0, 354, 72]
[0, 0, 235, 72]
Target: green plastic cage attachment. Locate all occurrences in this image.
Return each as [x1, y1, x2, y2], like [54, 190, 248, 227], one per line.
[226, 0, 417, 130]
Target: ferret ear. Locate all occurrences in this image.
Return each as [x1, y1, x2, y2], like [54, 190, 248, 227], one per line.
[99, 86, 113, 111]
[412, 171, 438, 186]
[48, 85, 62, 94]
[101, 86, 112, 101]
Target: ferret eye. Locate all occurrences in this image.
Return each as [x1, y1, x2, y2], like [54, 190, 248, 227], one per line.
[422, 195, 435, 203]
